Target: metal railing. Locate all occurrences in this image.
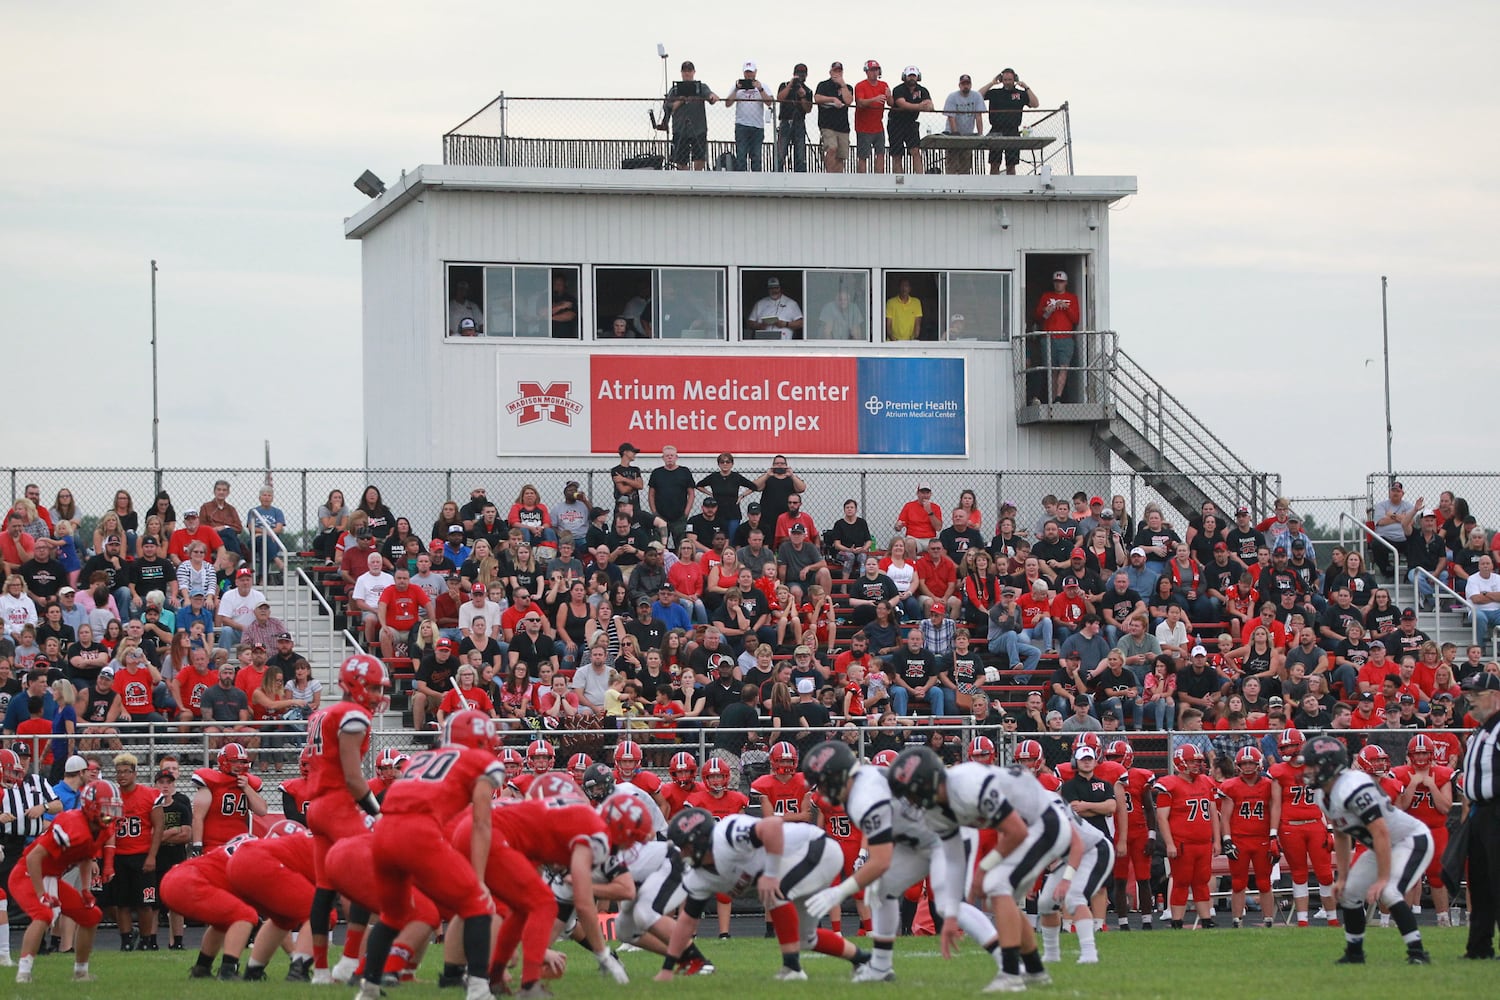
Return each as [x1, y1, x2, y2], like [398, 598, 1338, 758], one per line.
[442, 94, 1073, 176]
[1413, 566, 1475, 645]
[1339, 511, 1402, 586]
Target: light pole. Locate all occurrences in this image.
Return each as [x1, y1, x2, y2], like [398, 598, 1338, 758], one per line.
[1380, 275, 1393, 485]
[151, 259, 161, 489]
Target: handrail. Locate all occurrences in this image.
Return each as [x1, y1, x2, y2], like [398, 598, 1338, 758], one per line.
[248, 508, 293, 612]
[1414, 567, 1473, 646]
[1339, 512, 1401, 586]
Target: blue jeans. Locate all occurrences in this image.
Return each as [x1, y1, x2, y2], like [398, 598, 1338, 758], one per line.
[113, 585, 134, 624]
[1144, 698, 1173, 730]
[1022, 620, 1053, 652]
[1408, 568, 1449, 602]
[1472, 606, 1500, 641]
[987, 631, 1041, 679]
[735, 124, 764, 171]
[217, 526, 243, 555]
[774, 119, 807, 172]
[1100, 695, 1141, 730]
[890, 684, 953, 717]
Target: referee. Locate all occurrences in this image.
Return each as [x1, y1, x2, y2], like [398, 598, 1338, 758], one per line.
[0, 744, 64, 902]
[1460, 672, 1500, 960]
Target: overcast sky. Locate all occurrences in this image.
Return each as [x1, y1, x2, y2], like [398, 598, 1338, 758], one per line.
[3, 1, 1495, 505]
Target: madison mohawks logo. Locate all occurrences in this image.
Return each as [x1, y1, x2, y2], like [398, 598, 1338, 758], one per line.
[507, 381, 583, 426]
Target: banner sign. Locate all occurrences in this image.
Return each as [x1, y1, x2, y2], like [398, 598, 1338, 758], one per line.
[499, 353, 965, 457]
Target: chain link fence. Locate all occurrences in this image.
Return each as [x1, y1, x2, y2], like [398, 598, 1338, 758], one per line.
[1367, 472, 1500, 530]
[442, 94, 1072, 176]
[8, 466, 1288, 557]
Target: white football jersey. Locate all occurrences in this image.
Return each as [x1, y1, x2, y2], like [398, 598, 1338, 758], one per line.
[682, 815, 823, 899]
[931, 762, 1020, 834]
[844, 766, 896, 846]
[1316, 771, 1428, 848]
[616, 780, 668, 834]
[988, 765, 1068, 827]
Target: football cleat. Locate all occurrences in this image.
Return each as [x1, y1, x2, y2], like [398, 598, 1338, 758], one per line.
[851, 964, 894, 983]
[773, 967, 809, 981]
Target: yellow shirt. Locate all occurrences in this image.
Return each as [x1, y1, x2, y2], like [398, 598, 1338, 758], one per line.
[885, 295, 923, 341]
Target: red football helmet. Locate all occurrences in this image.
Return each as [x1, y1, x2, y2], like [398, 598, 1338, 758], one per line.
[527, 771, 585, 803]
[339, 653, 391, 711]
[297, 743, 313, 778]
[1355, 744, 1389, 776]
[500, 747, 525, 780]
[613, 740, 643, 777]
[1235, 744, 1264, 778]
[1431, 741, 1451, 767]
[1172, 743, 1204, 776]
[1104, 739, 1135, 770]
[567, 753, 593, 781]
[443, 709, 493, 751]
[375, 747, 410, 780]
[1014, 739, 1045, 773]
[702, 756, 731, 791]
[1407, 733, 1434, 768]
[601, 792, 654, 849]
[871, 749, 899, 767]
[218, 742, 251, 776]
[80, 779, 124, 826]
[670, 752, 698, 787]
[966, 736, 996, 765]
[0, 748, 24, 785]
[1277, 726, 1305, 756]
[769, 741, 799, 776]
[527, 739, 555, 774]
[1074, 732, 1103, 754]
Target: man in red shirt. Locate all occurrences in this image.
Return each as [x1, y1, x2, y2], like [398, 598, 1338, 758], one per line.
[167, 509, 222, 565]
[1033, 270, 1081, 403]
[914, 537, 958, 617]
[107, 753, 162, 951]
[852, 59, 890, 173]
[1154, 744, 1219, 928]
[377, 567, 429, 658]
[772, 493, 818, 549]
[1216, 745, 1275, 928]
[1348, 692, 1386, 729]
[894, 483, 941, 542]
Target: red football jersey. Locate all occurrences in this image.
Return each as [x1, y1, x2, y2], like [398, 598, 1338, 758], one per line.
[257, 830, 318, 880]
[1216, 775, 1272, 839]
[278, 777, 312, 817]
[1391, 765, 1454, 828]
[507, 772, 539, 797]
[478, 800, 608, 868]
[752, 773, 808, 816]
[616, 767, 662, 795]
[1268, 761, 1321, 822]
[382, 745, 504, 823]
[686, 786, 749, 818]
[819, 802, 860, 847]
[192, 768, 264, 851]
[307, 701, 373, 797]
[1119, 767, 1156, 834]
[1154, 773, 1216, 844]
[1054, 760, 1125, 785]
[1035, 771, 1062, 792]
[22, 810, 114, 877]
[1376, 774, 1404, 801]
[661, 781, 698, 817]
[113, 782, 159, 855]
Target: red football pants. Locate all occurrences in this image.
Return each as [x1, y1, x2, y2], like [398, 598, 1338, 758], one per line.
[1226, 836, 1274, 893]
[227, 850, 318, 931]
[306, 796, 372, 889]
[1167, 841, 1212, 906]
[486, 844, 557, 984]
[160, 865, 258, 931]
[1281, 823, 1333, 886]
[324, 834, 441, 926]
[372, 815, 492, 925]
[1424, 825, 1448, 881]
[1114, 827, 1151, 882]
[7, 866, 101, 928]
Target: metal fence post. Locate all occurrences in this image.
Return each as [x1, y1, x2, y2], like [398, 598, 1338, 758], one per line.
[1129, 473, 1138, 524]
[300, 470, 309, 544]
[446, 470, 454, 504]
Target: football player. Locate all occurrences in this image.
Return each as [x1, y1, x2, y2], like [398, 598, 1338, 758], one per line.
[1015, 739, 1061, 791]
[356, 710, 505, 1000]
[567, 752, 594, 783]
[161, 834, 261, 981]
[662, 752, 700, 816]
[808, 782, 870, 936]
[656, 806, 869, 982]
[1301, 736, 1432, 965]
[1268, 726, 1338, 926]
[368, 748, 411, 799]
[277, 744, 315, 824]
[877, 742, 1070, 992]
[320, 833, 441, 987]
[224, 819, 318, 981]
[754, 742, 811, 820]
[304, 653, 389, 983]
[1353, 745, 1404, 801]
[683, 757, 748, 939]
[1216, 745, 1275, 927]
[10, 780, 120, 985]
[613, 740, 671, 816]
[498, 747, 526, 798]
[190, 742, 267, 854]
[1154, 744, 1219, 928]
[509, 739, 556, 797]
[107, 753, 161, 951]
[1104, 739, 1158, 931]
[1392, 734, 1454, 925]
[581, 763, 667, 836]
[966, 736, 997, 765]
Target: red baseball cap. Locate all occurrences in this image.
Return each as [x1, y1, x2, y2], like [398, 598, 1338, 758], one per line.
[1089, 496, 1104, 506]
[1070, 547, 1086, 559]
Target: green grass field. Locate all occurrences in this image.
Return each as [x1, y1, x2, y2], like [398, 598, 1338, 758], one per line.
[4, 926, 1489, 1000]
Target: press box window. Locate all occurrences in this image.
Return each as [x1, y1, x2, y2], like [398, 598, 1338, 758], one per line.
[740, 269, 870, 341]
[881, 270, 1011, 342]
[445, 263, 581, 339]
[595, 267, 727, 341]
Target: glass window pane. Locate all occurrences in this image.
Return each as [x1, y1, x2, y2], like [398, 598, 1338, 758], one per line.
[945, 271, 1009, 341]
[546, 266, 581, 340]
[658, 268, 725, 340]
[804, 270, 869, 341]
[482, 266, 513, 337]
[449, 264, 485, 337]
[513, 266, 551, 338]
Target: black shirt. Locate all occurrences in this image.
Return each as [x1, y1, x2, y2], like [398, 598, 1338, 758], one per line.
[1060, 773, 1115, 838]
[154, 790, 194, 864]
[815, 78, 853, 132]
[696, 470, 757, 522]
[19, 559, 67, 601]
[1406, 532, 1446, 573]
[1101, 588, 1143, 626]
[758, 474, 798, 529]
[938, 527, 986, 562]
[625, 618, 666, 653]
[888, 82, 931, 129]
[1224, 527, 1264, 563]
[610, 463, 644, 501]
[414, 655, 457, 692]
[703, 679, 741, 716]
[647, 466, 696, 521]
[830, 517, 874, 553]
[506, 633, 556, 673]
[79, 554, 126, 590]
[551, 290, 579, 339]
[1319, 604, 1364, 638]
[1130, 526, 1180, 564]
[1032, 538, 1071, 567]
[684, 514, 726, 545]
[1203, 561, 1239, 596]
[850, 574, 898, 604]
[715, 701, 760, 751]
[891, 648, 938, 686]
[949, 649, 984, 691]
[666, 80, 712, 135]
[778, 79, 814, 122]
[1176, 664, 1222, 702]
[986, 86, 1029, 132]
[130, 556, 175, 597]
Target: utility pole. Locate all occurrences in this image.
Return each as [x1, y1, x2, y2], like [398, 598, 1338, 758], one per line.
[151, 260, 161, 490]
[1381, 275, 1393, 485]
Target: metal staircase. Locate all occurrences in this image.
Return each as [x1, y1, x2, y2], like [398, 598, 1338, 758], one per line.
[1015, 331, 1281, 520]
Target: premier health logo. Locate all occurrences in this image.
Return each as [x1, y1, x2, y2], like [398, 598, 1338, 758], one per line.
[862, 394, 959, 419]
[508, 381, 583, 426]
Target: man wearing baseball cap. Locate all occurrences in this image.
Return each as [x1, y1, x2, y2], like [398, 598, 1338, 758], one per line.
[853, 59, 890, 173]
[888, 65, 933, 174]
[725, 61, 772, 171]
[1034, 268, 1081, 403]
[775, 63, 815, 172]
[942, 73, 985, 173]
[895, 482, 941, 541]
[814, 61, 854, 172]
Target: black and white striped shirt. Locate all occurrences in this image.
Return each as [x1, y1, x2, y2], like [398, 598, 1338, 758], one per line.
[1462, 714, 1500, 806]
[0, 774, 61, 841]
